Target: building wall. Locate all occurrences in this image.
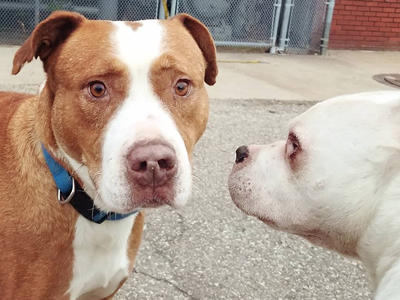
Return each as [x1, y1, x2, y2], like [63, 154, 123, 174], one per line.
[329, 0, 400, 50]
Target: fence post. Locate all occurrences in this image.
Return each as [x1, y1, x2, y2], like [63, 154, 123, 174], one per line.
[278, 0, 294, 52]
[170, 0, 178, 17]
[34, 0, 40, 26]
[270, 0, 282, 54]
[321, 0, 335, 54]
[158, 0, 166, 19]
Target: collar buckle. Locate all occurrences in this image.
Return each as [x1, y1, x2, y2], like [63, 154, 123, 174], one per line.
[57, 178, 76, 204]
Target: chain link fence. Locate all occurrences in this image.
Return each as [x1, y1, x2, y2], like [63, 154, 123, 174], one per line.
[0, 0, 160, 45]
[172, 0, 281, 49]
[284, 0, 328, 54]
[0, 0, 333, 54]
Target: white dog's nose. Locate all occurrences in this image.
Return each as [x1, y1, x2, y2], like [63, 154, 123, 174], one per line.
[235, 146, 249, 164]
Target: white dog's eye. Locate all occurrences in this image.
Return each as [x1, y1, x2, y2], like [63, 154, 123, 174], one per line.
[286, 133, 300, 158]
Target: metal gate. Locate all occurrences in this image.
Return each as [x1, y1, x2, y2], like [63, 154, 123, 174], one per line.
[0, 0, 161, 45]
[171, 0, 335, 54]
[277, 0, 335, 54]
[171, 0, 282, 50]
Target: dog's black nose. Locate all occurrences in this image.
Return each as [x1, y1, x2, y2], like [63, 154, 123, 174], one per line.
[235, 146, 249, 164]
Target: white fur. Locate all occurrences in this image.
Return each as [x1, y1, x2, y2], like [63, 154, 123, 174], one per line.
[58, 148, 97, 198]
[68, 214, 136, 300]
[59, 148, 137, 300]
[229, 91, 400, 299]
[97, 20, 191, 213]
[38, 80, 46, 94]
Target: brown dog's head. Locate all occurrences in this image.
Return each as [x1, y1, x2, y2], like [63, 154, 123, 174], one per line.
[13, 11, 217, 213]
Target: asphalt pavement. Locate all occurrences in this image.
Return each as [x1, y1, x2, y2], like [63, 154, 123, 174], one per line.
[115, 99, 373, 300]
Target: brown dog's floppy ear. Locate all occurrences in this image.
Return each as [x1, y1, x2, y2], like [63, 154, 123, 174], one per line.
[12, 11, 85, 75]
[171, 13, 218, 86]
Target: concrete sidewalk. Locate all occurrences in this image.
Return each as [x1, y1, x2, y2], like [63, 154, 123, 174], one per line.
[1, 45, 399, 101]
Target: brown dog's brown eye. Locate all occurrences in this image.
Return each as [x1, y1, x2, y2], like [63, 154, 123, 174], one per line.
[89, 82, 106, 98]
[175, 80, 189, 97]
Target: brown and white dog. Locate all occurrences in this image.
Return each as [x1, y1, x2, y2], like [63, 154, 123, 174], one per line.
[0, 11, 217, 300]
[229, 91, 400, 300]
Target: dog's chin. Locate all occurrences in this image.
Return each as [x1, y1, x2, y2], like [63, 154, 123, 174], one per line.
[230, 184, 300, 233]
[294, 231, 333, 251]
[229, 187, 252, 215]
[258, 216, 279, 229]
[93, 198, 138, 214]
[96, 188, 190, 214]
[139, 194, 183, 209]
[229, 176, 271, 220]
[228, 172, 252, 205]
[139, 183, 190, 210]
[96, 196, 173, 214]
[234, 201, 283, 232]
[229, 183, 278, 228]
[142, 198, 187, 211]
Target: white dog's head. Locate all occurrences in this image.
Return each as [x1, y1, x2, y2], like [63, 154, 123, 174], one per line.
[229, 91, 400, 257]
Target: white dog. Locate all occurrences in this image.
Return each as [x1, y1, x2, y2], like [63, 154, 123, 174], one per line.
[229, 91, 400, 300]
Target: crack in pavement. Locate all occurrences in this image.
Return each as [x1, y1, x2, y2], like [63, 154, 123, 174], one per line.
[133, 268, 200, 300]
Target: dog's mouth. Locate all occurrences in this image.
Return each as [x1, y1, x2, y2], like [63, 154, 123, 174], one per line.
[136, 193, 175, 209]
[258, 217, 279, 230]
[295, 231, 326, 247]
[94, 183, 180, 214]
[131, 176, 180, 206]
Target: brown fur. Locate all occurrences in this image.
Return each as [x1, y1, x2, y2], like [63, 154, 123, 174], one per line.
[2, 10, 216, 300]
[170, 14, 218, 86]
[12, 11, 86, 75]
[150, 14, 218, 154]
[0, 92, 76, 300]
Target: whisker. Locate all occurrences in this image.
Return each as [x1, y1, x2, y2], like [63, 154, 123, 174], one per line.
[72, 163, 84, 176]
[191, 174, 213, 203]
[91, 189, 102, 219]
[192, 174, 207, 189]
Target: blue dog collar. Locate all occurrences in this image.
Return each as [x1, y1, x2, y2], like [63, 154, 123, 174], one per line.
[42, 145, 138, 224]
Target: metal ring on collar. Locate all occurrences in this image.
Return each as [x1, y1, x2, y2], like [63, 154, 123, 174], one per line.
[57, 178, 76, 204]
